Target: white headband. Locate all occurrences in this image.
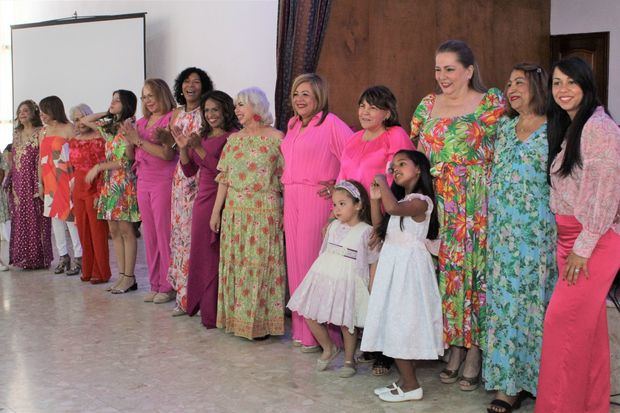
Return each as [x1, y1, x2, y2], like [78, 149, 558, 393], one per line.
[334, 180, 361, 200]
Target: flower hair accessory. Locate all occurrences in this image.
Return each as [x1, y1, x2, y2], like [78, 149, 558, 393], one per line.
[334, 180, 361, 200]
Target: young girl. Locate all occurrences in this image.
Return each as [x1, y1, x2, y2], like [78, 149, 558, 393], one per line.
[362, 149, 444, 402]
[287, 180, 378, 378]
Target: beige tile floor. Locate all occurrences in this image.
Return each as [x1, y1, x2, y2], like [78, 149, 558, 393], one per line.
[0, 238, 618, 413]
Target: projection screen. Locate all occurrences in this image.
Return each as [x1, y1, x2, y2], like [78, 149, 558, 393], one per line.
[12, 13, 145, 117]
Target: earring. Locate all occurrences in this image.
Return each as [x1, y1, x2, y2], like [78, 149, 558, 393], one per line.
[253, 114, 262, 122]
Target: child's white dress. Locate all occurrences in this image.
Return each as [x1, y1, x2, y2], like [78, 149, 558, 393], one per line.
[361, 193, 444, 359]
[287, 221, 378, 333]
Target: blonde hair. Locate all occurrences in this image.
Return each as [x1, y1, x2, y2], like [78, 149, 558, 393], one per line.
[290, 73, 328, 125]
[141, 78, 175, 117]
[235, 87, 274, 126]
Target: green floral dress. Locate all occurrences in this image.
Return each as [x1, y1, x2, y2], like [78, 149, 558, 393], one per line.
[96, 123, 140, 222]
[483, 116, 557, 396]
[410, 88, 505, 348]
[215, 133, 286, 339]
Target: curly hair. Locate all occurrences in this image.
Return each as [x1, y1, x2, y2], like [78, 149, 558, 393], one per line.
[173, 67, 214, 106]
[14, 99, 43, 130]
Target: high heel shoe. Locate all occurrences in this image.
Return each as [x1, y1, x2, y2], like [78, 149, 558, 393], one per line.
[106, 273, 125, 292]
[66, 257, 82, 276]
[54, 255, 71, 274]
[110, 274, 137, 294]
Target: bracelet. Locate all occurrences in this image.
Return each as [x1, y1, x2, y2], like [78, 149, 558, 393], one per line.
[136, 139, 144, 148]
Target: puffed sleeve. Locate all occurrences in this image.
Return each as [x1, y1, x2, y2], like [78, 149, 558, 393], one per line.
[572, 112, 620, 258]
[478, 88, 506, 138]
[327, 114, 353, 159]
[355, 225, 379, 286]
[215, 137, 234, 185]
[410, 94, 433, 148]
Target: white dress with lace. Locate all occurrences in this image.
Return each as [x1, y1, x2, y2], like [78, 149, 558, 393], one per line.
[361, 193, 444, 359]
[287, 221, 378, 333]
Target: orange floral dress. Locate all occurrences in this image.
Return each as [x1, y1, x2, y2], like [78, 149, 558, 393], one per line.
[410, 88, 505, 348]
[40, 133, 74, 221]
[215, 134, 286, 339]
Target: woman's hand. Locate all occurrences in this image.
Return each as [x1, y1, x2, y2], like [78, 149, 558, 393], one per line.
[154, 127, 174, 147]
[119, 119, 140, 146]
[85, 164, 100, 184]
[171, 126, 190, 149]
[210, 210, 221, 233]
[187, 132, 202, 149]
[563, 251, 589, 286]
[317, 179, 335, 199]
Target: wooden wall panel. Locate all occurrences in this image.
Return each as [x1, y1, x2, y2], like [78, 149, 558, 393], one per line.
[316, 0, 550, 130]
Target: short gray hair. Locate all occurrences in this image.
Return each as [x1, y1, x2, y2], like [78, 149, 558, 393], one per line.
[235, 87, 273, 126]
[69, 103, 93, 120]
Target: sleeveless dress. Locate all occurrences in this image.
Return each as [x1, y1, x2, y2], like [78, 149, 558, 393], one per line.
[287, 221, 378, 333]
[361, 193, 444, 360]
[40, 134, 74, 221]
[167, 107, 202, 311]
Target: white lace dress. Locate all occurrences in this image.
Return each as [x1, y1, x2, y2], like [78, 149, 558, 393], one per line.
[361, 193, 444, 359]
[287, 221, 378, 333]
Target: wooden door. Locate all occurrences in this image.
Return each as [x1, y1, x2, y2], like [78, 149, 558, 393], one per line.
[551, 32, 609, 106]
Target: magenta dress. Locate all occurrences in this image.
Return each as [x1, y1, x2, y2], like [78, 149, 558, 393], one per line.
[182, 132, 232, 328]
[337, 126, 413, 191]
[8, 128, 53, 269]
[135, 112, 176, 293]
[281, 111, 352, 346]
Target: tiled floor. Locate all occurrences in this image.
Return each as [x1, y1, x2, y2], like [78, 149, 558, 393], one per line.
[1, 239, 618, 413]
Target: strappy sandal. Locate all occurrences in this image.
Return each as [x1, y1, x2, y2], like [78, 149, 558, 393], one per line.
[106, 273, 125, 292]
[487, 392, 526, 413]
[458, 374, 480, 391]
[439, 368, 460, 383]
[110, 274, 137, 294]
[371, 356, 393, 376]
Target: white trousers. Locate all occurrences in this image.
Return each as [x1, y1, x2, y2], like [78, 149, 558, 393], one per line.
[51, 218, 82, 257]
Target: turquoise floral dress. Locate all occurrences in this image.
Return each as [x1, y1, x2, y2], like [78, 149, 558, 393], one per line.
[483, 116, 557, 396]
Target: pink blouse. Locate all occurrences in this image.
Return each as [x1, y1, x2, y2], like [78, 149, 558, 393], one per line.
[281, 112, 353, 186]
[337, 126, 414, 190]
[134, 112, 177, 181]
[550, 106, 620, 258]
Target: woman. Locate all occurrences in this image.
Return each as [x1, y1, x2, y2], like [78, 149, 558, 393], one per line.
[281, 73, 353, 351]
[172, 90, 239, 328]
[81, 90, 140, 293]
[0, 147, 10, 269]
[212, 87, 285, 340]
[483, 64, 557, 413]
[337, 85, 413, 375]
[7, 100, 52, 269]
[166, 67, 213, 316]
[121, 79, 177, 303]
[39, 96, 83, 275]
[410, 40, 505, 390]
[68, 104, 111, 284]
[535, 57, 620, 413]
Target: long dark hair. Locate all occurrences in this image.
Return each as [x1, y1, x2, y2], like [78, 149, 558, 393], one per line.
[376, 150, 439, 241]
[547, 57, 603, 180]
[103, 90, 137, 135]
[39, 96, 69, 124]
[199, 91, 241, 136]
[436, 40, 486, 93]
[333, 180, 372, 226]
[173, 67, 214, 106]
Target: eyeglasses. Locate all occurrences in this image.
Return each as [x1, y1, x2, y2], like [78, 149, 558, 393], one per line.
[140, 94, 155, 101]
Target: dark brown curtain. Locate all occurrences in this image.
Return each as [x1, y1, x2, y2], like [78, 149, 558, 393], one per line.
[274, 0, 333, 131]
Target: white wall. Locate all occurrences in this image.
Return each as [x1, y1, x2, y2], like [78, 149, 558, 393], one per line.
[0, 0, 278, 149]
[551, 0, 620, 118]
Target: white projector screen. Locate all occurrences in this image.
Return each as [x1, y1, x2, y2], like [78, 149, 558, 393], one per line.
[12, 13, 145, 118]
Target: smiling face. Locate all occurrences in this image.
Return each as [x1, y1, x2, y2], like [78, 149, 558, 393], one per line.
[182, 72, 202, 106]
[389, 152, 420, 190]
[552, 67, 584, 120]
[506, 70, 532, 114]
[39, 109, 51, 125]
[234, 99, 255, 126]
[358, 99, 388, 132]
[435, 52, 473, 95]
[204, 98, 224, 130]
[109, 92, 123, 116]
[331, 189, 360, 225]
[141, 84, 160, 115]
[292, 82, 318, 122]
[17, 104, 33, 124]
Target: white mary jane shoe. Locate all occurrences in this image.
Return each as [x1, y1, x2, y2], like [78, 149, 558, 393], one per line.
[378, 384, 423, 402]
[374, 382, 397, 396]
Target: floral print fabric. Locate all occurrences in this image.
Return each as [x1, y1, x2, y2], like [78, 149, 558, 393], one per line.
[410, 88, 505, 348]
[483, 117, 557, 396]
[96, 125, 140, 222]
[215, 134, 286, 339]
